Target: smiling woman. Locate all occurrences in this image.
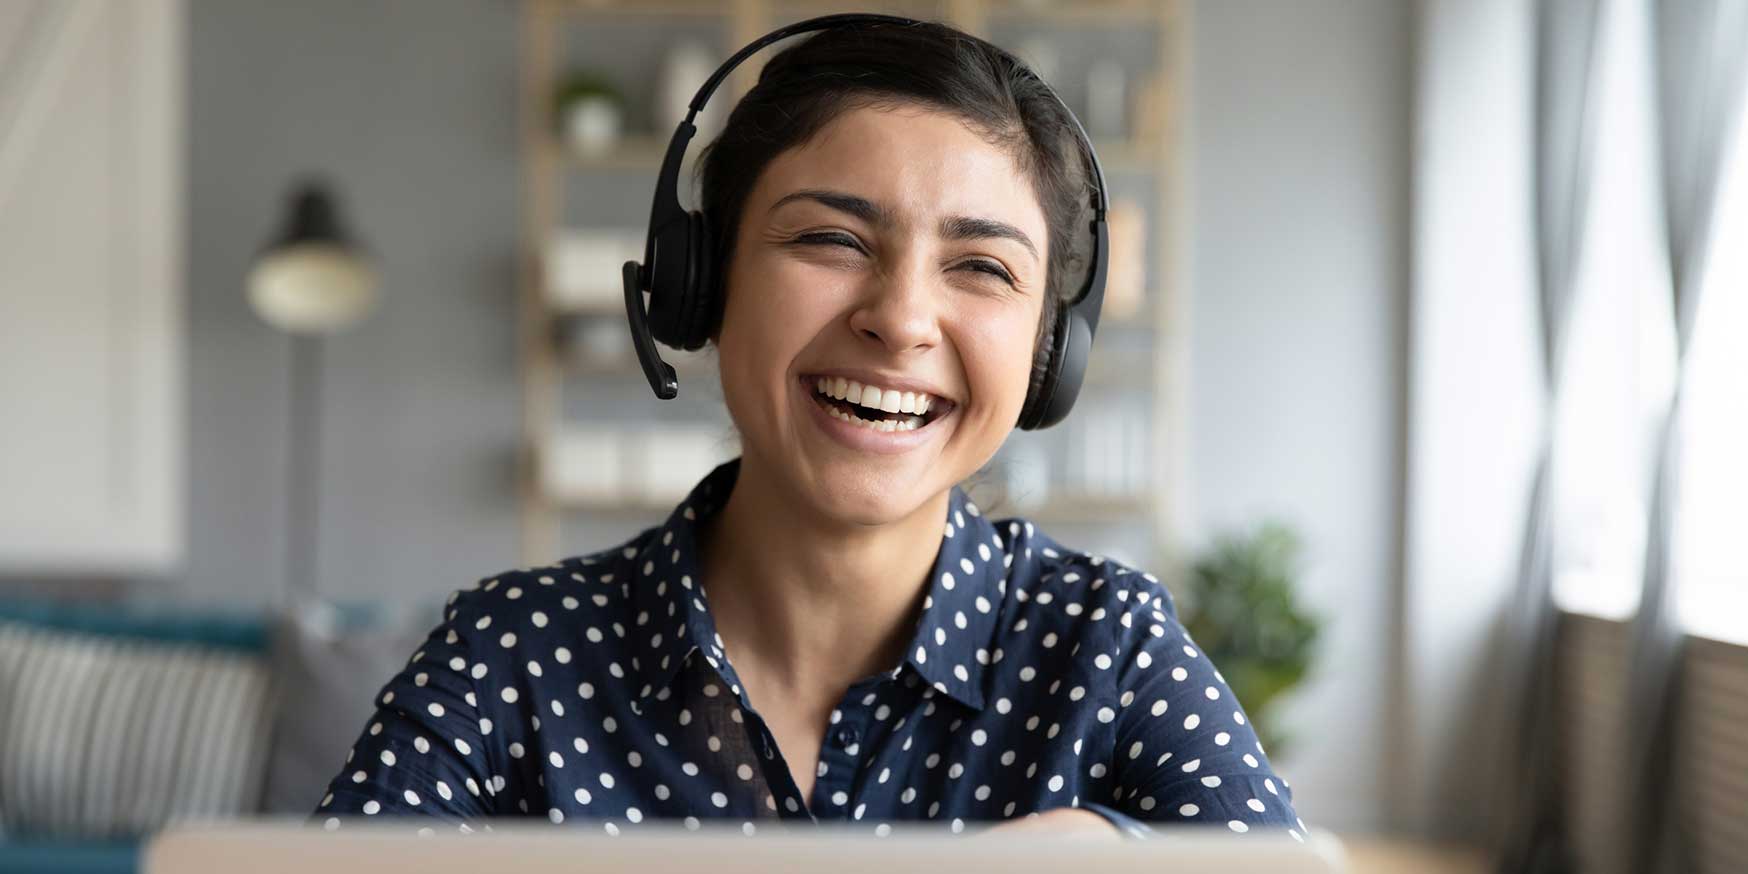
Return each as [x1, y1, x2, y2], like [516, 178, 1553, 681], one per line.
[311, 15, 1305, 843]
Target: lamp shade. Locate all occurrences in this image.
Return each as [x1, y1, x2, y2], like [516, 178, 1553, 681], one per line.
[246, 180, 379, 335]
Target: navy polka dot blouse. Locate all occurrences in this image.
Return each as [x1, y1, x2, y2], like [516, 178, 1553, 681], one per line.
[313, 457, 1307, 840]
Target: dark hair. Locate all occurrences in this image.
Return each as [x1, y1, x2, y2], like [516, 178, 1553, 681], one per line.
[695, 19, 1094, 367]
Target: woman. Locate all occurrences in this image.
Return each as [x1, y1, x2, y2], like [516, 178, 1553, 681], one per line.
[314, 19, 1305, 841]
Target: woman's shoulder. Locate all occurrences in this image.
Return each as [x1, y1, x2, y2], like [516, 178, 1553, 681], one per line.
[983, 515, 1258, 758]
[969, 509, 1204, 685]
[438, 525, 666, 657]
[982, 511, 1182, 626]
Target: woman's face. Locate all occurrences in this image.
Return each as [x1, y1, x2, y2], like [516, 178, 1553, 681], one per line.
[713, 103, 1050, 526]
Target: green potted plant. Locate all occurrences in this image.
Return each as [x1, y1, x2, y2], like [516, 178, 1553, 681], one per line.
[554, 70, 625, 157]
[1173, 521, 1322, 759]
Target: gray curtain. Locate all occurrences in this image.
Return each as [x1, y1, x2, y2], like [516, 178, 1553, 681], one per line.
[1626, 1, 1748, 872]
[1494, 2, 1604, 872]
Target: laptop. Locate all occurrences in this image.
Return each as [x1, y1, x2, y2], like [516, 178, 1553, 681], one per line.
[143, 818, 1350, 873]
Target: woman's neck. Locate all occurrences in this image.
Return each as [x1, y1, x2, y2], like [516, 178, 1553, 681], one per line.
[698, 453, 950, 701]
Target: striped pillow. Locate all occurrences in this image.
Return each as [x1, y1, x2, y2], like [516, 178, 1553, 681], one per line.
[0, 622, 276, 839]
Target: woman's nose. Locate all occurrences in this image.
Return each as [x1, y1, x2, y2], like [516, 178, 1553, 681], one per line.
[846, 262, 943, 354]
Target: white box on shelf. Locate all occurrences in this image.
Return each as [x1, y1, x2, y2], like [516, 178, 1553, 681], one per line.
[1070, 396, 1149, 499]
[541, 427, 624, 504]
[628, 425, 737, 505]
[545, 229, 646, 311]
[1000, 439, 1051, 511]
[1123, 401, 1150, 496]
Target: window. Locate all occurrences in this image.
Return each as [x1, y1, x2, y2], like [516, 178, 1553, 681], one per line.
[1675, 91, 1748, 645]
[1551, 0, 1748, 646]
[1551, 0, 1673, 622]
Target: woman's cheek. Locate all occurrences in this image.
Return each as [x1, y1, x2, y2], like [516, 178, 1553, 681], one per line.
[961, 308, 1040, 416]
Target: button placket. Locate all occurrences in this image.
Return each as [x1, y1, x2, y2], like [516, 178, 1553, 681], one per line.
[814, 693, 877, 820]
[735, 708, 812, 820]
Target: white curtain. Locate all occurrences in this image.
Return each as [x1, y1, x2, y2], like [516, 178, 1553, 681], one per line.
[1410, 1, 1747, 864]
[1625, 1, 1748, 872]
[1492, 2, 1605, 872]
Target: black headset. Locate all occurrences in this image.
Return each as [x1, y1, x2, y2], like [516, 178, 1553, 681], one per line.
[622, 12, 1109, 430]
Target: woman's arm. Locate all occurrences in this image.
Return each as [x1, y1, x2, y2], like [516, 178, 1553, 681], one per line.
[977, 806, 1127, 838]
[309, 586, 499, 830]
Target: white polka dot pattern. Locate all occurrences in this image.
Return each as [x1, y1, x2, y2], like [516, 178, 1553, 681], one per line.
[311, 459, 1304, 839]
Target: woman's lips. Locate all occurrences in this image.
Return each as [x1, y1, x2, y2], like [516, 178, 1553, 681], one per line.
[798, 374, 952, 455]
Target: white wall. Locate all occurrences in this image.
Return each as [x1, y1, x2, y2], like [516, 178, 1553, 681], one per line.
[1179, 0, 1414, 835]
[179, 0, 522, 608]
[1402, 0, 1542, 842]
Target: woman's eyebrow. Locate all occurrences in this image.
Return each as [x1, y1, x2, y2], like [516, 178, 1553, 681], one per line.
[939, 215, 1038, 262]
[769, 189, 892, 227]
[769, 187, 1038, 262]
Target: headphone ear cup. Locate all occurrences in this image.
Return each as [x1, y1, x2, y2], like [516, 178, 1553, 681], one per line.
[675, 210, 718, 350]
[1031, 307, 1093, 430]
[1019, 301, 1067, 430]
[644, 217, 691, 348]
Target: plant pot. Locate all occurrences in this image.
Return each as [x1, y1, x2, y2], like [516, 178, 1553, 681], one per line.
[562, 96, 623, 157]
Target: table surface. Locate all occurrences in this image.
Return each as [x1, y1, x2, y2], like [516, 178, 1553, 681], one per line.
[1340, 836, 1490, 874]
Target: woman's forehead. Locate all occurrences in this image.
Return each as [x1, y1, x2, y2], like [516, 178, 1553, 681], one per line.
[752, 104, 1048, 237]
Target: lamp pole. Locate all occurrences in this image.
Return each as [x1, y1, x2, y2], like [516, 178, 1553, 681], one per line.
[285, 332, 323, 606]
[246, 177, 378, 609]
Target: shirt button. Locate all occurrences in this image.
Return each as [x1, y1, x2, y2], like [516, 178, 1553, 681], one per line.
[835, 726, 859, 747]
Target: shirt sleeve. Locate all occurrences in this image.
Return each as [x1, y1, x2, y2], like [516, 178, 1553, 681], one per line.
[308, 585, 499, 831]
[1078, 801, 1157, 838]
[1096, 583, 1308, 840]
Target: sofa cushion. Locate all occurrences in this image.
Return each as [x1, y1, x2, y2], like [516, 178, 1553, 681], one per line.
[257, 599, 441, 815]
[0, 607, 275, 840]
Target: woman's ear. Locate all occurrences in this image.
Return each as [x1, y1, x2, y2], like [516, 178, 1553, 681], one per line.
[707, 238, 728, 349]
[708, 286, 723, 345]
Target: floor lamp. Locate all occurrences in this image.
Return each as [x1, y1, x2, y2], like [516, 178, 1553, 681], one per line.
[245, 178, 378, 608]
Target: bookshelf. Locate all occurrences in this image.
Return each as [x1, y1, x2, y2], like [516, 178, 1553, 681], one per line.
[516, 0, 1187, 570]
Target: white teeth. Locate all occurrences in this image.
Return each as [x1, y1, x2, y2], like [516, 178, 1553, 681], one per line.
[823, 403, 923, 432]
[810, 375, 943, 420]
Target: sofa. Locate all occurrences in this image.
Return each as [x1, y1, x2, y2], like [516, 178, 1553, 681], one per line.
[0, 595, 438, 873]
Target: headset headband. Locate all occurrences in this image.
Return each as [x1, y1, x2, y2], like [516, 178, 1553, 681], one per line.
[623, 13, 1110, 430]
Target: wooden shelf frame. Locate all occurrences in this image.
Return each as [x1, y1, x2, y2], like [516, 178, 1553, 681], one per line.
[517, 0, 1188, 567]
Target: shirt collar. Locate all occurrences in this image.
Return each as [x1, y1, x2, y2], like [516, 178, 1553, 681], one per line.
[626, 457, 1006, 714]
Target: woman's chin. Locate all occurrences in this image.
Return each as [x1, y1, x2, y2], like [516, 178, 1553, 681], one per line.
[800, 467, 943, 528]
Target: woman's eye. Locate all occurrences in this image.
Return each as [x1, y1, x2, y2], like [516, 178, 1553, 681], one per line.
[963, 260, 1015, 285]
[792, 233, 1012, 285]
[794, 232, 862, 251]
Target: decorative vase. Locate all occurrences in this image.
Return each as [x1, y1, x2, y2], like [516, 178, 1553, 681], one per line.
[563, 96, 623, 157]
